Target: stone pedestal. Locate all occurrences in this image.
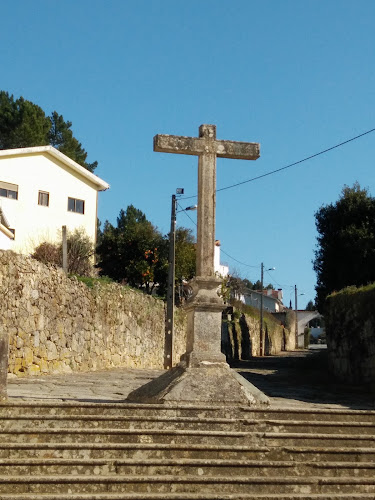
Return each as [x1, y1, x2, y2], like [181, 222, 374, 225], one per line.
[130, 124, 265, 406]
[127, 278, 269, 406]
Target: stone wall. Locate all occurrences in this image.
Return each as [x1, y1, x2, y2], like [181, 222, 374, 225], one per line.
[325, 284, 375, 384]
[222, 309, 294, 361]
[0, 250, 186, 377]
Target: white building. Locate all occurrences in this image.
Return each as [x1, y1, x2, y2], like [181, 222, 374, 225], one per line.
[0, 146, 109, 254]
[214, 240, 229, 277]
[243, 289, 285, 313]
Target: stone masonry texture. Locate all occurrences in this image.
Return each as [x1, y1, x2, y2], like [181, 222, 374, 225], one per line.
[325, 285, 375, 384]
[0, 250, 291, 379]
[0, 250, 186, 377]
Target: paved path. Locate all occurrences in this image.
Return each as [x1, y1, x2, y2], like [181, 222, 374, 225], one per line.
[6, 347, 375, 410]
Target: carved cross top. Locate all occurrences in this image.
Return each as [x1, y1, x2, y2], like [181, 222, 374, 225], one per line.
[154, 124, 260, 277]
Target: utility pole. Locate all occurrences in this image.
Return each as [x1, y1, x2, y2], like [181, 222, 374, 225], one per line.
[165, 194, 177, 369]
[294, 284, 298, 349]
[259, 263, 264, 356]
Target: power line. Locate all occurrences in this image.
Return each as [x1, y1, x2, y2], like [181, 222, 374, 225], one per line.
[176, 202, 197, 227]
[177, 202, 259, 269]
[181, 127, 375, 200]
[220, 249, 259, 269]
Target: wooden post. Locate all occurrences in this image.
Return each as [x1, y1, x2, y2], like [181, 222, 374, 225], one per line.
[165, 195, 176, 369]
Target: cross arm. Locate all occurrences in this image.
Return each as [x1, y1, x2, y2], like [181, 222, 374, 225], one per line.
[154, 134, 206, 156]
[215, 140, 260, 160]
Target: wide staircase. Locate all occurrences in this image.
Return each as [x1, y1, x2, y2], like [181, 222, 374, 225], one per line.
[0, 402, 374, 499]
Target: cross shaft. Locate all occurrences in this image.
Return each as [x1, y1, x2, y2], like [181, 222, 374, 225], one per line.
[154, 124, 260, 277]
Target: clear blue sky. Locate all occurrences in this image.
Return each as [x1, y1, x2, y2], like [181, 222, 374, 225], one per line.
[2, 0, 375, 308]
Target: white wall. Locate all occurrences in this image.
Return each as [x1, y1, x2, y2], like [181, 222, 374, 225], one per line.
[214, 244, 229, 277]
[0, 230, 13, 250]
[0, 153, 99, 254]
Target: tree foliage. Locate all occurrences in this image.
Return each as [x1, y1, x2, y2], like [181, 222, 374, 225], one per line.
[31, 228, 95, 276]
[97, 205, 196, 297]
[97, 205, 164, 293]
[0, 91, 97, 172]
[175, 227, 196, 284]
[313, 183, 375, 311]
[305, 300, 316, 311]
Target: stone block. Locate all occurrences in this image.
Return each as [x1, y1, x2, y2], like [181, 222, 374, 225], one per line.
[23, 347, 34, 365]
[27, 364, 40, 376]
[46, 340, 58, 361]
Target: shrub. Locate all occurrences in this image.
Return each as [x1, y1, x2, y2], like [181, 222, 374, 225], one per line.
[31, 228, 95, 276]
[65, 228, 95, 276]
[31, 242, 61, 267]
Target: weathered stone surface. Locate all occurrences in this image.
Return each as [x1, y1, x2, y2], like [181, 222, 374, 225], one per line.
[130, 124, 264, 406]
[0, 250, 187, 378]
[127, 361, 269, 406]
[326, 286, 375, 384]
[0, 332, 8, 400]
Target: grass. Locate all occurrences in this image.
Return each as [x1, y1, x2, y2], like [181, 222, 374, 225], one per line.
[72, 275, 114, 288]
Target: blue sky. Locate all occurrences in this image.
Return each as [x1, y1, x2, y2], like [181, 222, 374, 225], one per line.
[2, 0, 375, 308]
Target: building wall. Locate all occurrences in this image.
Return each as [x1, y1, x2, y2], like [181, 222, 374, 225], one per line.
[0, 153, 99, 253]
[214, 244, 229, 277]
[0, 231, 12, 250]
[244, 292, 281, 312]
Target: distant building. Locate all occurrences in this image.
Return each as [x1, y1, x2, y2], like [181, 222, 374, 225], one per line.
[242, 288, 285, 313]
[0, 146, 109, 254]
[214, 240, 229, 277]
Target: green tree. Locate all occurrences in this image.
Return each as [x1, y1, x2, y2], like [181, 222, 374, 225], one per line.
[97, 205, 167, 294]
[305, 300, 316, 311]
[0, 92, 50, 149]
[48, 111, 97, 172]
[97, 207, 197, 297]
[175, 227, 196, 284]
[0, 91, 97, 171]
[313, 183, 375, 311]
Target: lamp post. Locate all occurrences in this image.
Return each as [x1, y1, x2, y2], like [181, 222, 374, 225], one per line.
[259, 263, 275, 357]
[164, 190, 197, 369]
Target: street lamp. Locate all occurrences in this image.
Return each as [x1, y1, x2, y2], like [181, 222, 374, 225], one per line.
[164, 190, 197, 369]
[259, 263, 275, 357]
[294, 285, 305, 349]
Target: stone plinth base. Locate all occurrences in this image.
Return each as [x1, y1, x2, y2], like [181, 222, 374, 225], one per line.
[127, 361, 269, 406]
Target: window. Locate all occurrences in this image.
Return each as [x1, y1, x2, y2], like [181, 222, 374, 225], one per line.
[68, 197, 85, 214]
[0, 181, 18, 200]
[38, 191, 49, 207]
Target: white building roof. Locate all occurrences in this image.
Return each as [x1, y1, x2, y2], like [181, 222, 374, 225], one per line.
[0, 146, 109, 191]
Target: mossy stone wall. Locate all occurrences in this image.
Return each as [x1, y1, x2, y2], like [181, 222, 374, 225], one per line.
[0, 250, 186, 377]
[325, 284, 375, 383]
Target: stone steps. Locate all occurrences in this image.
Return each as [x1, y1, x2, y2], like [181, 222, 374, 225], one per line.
[2, 403, 374, 421]
[0, 416, 241, 431]
[0, 458, 373, 477]
[0, 429, 373, 449]
[0, 474, 374, 494]
[243, 407, 375, 423]
[0, 495, 375, 500]
[0, 403, 373, 497]
[0, 403, 233, 419]
[3, 415, 375, 435]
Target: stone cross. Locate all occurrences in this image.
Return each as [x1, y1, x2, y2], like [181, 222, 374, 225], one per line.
[154, 124, 260, 278]
[127, 125, 265, 404]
